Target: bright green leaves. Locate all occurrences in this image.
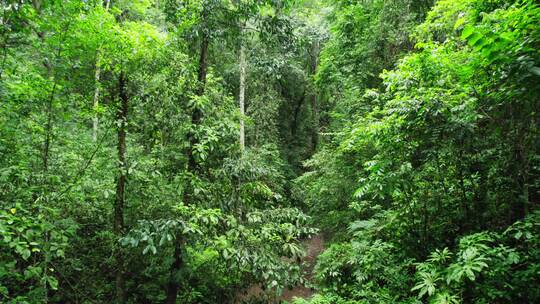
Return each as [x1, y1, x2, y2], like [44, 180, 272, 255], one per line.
[299, 0, 540, 303]
[120, 205, 223, 255]
[219, 207, 315, 292]
[453, 16, 467, 31]
[430, 292, 460, 304]
[411, 229, 530, 303]
[458, 1, 540, 65]
[113, 0, 154, 17]
[120, 21, 166, 62]
[314, 239, 412, 301]
[461, 25, 481, 44]
[0, 206, 74, 301]
[121, 205, 315, 294]
[1, 0, 315, 302]
[0, 207, 71, 260]
[411, 269, 440, 298]
[428, 248, 453, 265]
[72, 5, 116, 50]
[460, 25, 475, 40]
[461, 25, 510, 63]
[70, 3, 166, 74]
[446, 247, 489, 282]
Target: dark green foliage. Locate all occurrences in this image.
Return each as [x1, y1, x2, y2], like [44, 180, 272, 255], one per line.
[2, 0, 540, 303]
[295, 0, 540, 303]
[0, 1, 317, 303]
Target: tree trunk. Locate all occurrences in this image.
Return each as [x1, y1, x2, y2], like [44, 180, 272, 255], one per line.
[43, 77, 55, 173]
[92, 60, 101, 142]
[515, 128, 529, 222]
[196, 35, 209, 96]
[115, 71, 128, 304]
[164, 235, 183, 304]
[291, 88, 306, 138]
[92, 0, 111, 142]
[239, 36, 246, 151]
[310, 40, 319, 152]
[164, 27, 209, 304]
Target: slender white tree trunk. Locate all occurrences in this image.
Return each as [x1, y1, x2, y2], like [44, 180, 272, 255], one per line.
[92, 59, 101, 142]
[92, 0, 110, 142]
[239, 34, 246, 151]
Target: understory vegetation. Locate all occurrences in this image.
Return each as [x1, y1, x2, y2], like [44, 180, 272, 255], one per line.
[1, 0, 539, 303]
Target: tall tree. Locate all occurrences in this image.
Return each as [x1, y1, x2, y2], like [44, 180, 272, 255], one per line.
[165, 5, 209, 302]
[114, 70, 128, 304]
[238, 27, 246, 151]
[92, 0, 111, 142]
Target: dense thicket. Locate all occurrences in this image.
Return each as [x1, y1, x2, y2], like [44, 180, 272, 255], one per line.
[1, 0, 539, 304]
[295, 0, 540, 303]
[0, 1, 320, 303]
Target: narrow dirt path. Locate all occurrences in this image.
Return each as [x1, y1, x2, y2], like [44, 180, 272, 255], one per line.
[278, 233, 325, 302]
[234, 234, 325, 303]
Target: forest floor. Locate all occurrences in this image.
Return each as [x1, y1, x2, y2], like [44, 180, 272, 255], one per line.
[279, 233, 325, 302]
[235, 234, 325, 303]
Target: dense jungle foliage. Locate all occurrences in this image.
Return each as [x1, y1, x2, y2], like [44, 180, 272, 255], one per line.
[1, 0, 539, 303]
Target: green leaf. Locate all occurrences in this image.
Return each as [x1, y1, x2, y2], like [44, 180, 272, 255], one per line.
[461, 26, 475, 39]
[454, 17, 466, 30]
[529, 66, 540, 76]
[47, 276, 59, 290]
[467, 33, 483, 46]
[21, 248, 31, 260]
